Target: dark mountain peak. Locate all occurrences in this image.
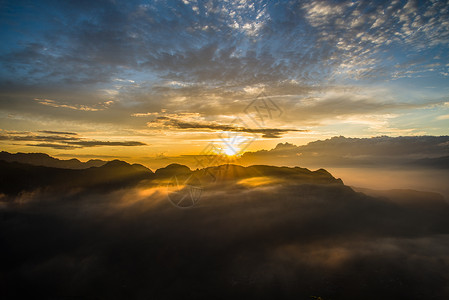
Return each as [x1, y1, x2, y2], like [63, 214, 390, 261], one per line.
[67, 158, 81, 162]
[196, 164, 248, 180]
[0, 151, 106, 169]
[25, 152, 52, 158]
[155, 163, 191, 177]
[87, 159, 105, 163]
[0, 159, 153, 197]
[248, 165, 341, 184]
[186, 164, 342, 186]
[161, 163, 191, 171]
[313, 168, 332, 175]
[99, 160, 153, 173]
[103, 159, 131, 168]
[131, 163, 153, 173]
[0, 151, 51, 160]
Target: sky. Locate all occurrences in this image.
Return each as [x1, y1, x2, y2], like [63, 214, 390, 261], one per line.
[1, 0, 449, 162]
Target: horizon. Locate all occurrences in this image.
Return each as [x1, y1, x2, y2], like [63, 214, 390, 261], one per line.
[2, 133, 449, 199]
[2, 133, 449, 168]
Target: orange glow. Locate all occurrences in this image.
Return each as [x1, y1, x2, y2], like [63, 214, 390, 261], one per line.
[238, 176, 278, 187]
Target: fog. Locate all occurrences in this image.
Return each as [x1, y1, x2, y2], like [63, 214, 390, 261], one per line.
[323, 167, 449, 200]
[2, 166, 449, 299]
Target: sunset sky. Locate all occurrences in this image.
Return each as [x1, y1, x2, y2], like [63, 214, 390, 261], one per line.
[1, 0, 448, 163]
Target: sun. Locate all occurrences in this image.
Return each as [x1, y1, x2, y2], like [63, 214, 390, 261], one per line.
[222, 144, 240, 157]
[223, 146, 237, 156]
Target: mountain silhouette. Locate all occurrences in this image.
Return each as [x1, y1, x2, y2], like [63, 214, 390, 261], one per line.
[154, 163, 342, 184]
[0, 151, 106, 169]
[155, 163, 192, 177]
[0, 152, 345, 200]
[0, 159, 153, 197]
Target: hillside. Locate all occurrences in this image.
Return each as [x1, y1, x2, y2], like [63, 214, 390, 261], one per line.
[0, 151, 106, 169]
[0, 159, 153, 197]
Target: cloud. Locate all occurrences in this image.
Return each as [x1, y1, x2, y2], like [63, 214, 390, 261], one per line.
[2, 0, 447, 89]
[240, 135, 449, 168]
[147, 116, 307, 138]
[66, 140, 146, 147]
[25, 143, 78, 150]
[0, 134, 79, 142]
[1, 163, 449, 298]
[38, 130, 78, 135]
[34, 98, 113, 111]
[0, 130, 146, 149]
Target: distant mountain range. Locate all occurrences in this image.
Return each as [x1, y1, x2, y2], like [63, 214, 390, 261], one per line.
[0, 159, 153, 197]
[0, 151, 343, 199]
[0, 151, 107, 169]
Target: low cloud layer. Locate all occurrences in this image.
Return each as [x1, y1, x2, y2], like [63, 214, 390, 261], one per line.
[241, 135, 449, 167]
[1, 163, 449, 299]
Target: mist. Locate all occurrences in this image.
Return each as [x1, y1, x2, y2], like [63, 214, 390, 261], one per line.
[2, 164, 449, 299]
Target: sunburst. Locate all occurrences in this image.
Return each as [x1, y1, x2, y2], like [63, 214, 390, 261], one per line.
[222, 144, 240, 156]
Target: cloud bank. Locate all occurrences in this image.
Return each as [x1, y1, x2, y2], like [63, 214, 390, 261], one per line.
[241, 135, 449, 167]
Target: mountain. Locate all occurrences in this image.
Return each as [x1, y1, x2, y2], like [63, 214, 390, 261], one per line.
[0, 151, 106, 169]
[155, 163, 192, 177]
[2, 154, 449, 299]
[152, 163, 344, 196]
[155, 163, 342, 183]
[0, 159, 153, 197]
[0, 150, 345, 202]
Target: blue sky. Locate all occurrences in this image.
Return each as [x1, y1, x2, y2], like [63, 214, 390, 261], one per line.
[0, 0, 448, 159]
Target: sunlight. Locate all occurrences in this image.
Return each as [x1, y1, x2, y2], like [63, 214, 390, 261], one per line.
[238, 176, 278, 187]
[223, 144, 239, 156]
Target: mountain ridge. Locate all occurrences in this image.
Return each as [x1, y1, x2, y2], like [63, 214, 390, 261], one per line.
[0, 159, 153, 198]
[0, 152, 343, 199]
[0, 151, 107, 169]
